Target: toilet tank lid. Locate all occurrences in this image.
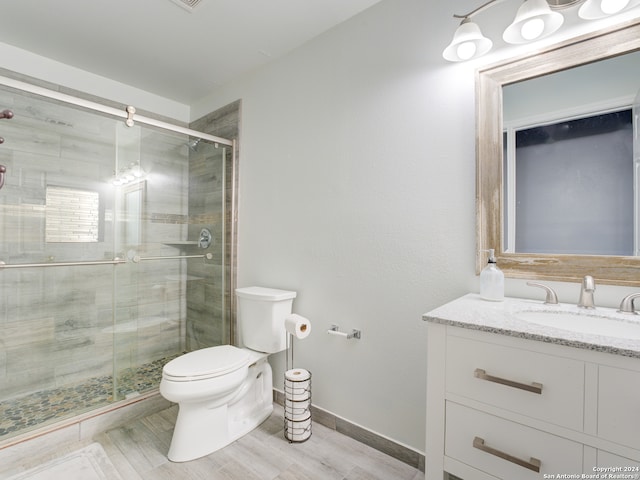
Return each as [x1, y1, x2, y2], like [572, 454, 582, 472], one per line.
[236, 286, 297, 301]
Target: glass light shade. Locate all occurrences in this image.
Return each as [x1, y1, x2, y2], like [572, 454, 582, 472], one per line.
[503, 0, 564, 44]
[521, 17, 545, 39]
[443, 20, 493, 62]
[578, 0, 640, 18]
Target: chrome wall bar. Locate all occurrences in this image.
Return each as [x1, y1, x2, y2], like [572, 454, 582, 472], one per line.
[0, 253, 214, 269]
[327, 324, 362, 340]
[0, 75, 234, 147]
[131, 253, 213, 263]
[0, 258, 127, 269]
[135, 113, 233, 146]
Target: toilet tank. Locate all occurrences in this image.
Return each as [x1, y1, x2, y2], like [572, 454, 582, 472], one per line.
[236, 286, 297, 353]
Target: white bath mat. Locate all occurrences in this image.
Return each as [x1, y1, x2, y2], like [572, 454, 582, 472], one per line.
[7, 443, 123, 480]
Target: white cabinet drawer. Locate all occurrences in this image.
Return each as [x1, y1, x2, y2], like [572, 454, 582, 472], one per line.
[598, 366, 640, 450]
[446, 335, 585, 430]
[445, 402, 583, 480]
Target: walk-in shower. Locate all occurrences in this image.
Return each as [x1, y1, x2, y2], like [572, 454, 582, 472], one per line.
[0, 76, 236, 440]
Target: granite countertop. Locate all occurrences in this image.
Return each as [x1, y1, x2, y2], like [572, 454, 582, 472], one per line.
[423, 293, 640, 359]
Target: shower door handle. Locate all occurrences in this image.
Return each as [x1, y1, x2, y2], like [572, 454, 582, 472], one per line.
[0, 108, 14, 189]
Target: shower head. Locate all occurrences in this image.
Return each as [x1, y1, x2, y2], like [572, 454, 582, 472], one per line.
[187, 138, 201, 152]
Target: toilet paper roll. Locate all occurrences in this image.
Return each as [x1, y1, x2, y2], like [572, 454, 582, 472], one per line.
[285, 417, 312, 442]
[284, 368, 311, 401]
[285, 387, 310, 402]
[285, 314, 311, 339]
[285, 397, 311, 409]
[285, 368, 311, 382]
[285, 397, 311, 420]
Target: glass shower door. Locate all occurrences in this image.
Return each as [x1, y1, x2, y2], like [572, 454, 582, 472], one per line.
[0, 82, 232, 438]
[111, 126, 229, 400]
[0, 91, 121, 432]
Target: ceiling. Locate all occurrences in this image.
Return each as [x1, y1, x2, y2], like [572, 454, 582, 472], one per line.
[0, 0, 383, 105]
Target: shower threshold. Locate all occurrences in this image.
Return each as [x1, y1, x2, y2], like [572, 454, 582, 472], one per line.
[0, 353, 182, 440]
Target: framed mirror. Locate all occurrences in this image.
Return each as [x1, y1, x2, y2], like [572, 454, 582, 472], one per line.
[476, 18, 640, 286]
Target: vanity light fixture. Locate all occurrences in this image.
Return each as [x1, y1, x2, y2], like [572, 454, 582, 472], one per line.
[503, 0, 564, 43]
[443, 0, 639, 61]
[442, 18, 493, 61]
[578, 0, 640, 18]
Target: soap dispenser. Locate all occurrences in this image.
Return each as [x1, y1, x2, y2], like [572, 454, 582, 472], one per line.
[480, 249, 504, 301]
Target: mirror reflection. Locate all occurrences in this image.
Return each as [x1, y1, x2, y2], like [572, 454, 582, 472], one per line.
[502, 51, 640, 256]
[476, 20, 640, 285]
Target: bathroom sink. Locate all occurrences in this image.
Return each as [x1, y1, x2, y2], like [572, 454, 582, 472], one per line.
[515, 310, 640, 340]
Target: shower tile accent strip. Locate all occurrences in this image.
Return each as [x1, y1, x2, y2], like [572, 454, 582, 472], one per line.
[0, 353, 181, 439]
[149, 212, 188, 224]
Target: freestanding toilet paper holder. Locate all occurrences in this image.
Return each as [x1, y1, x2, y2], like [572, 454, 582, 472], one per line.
[284, 332, 312, 443]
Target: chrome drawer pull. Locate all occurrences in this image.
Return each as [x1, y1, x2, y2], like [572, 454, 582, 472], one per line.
[474, 368, 543, 394]
[473, 436, 541, 473]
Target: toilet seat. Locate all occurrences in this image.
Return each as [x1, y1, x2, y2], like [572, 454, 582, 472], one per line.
[163, 345, 251, 382]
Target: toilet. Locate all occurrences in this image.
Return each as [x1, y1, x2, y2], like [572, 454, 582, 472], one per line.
[160, 286, 297, 462]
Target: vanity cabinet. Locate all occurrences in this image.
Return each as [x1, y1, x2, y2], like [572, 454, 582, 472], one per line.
[425, 322, 640, 480]
[597, 366, 640, 450]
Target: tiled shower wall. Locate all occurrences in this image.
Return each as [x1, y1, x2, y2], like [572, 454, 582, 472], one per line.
[0, 92, 191, 401]
[188, 100, 240, 348]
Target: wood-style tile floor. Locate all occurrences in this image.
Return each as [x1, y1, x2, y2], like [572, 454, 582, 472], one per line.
[5, 404, 424, 480]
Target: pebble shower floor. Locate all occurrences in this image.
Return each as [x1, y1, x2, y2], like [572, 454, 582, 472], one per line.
[0, 353, 181, 438]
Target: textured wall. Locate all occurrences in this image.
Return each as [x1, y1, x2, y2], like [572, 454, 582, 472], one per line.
[191, 0, 476, 452]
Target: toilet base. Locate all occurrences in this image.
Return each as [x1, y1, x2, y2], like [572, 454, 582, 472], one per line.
[167, 356, 273, 462]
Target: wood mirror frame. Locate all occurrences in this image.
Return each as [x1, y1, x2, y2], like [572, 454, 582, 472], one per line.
[476, 18, 640, 286]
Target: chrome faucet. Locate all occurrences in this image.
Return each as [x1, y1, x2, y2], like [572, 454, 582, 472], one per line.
[618, 292, 640, 314]
[526, 281, 558, 305]
[577, 275, 596, 309]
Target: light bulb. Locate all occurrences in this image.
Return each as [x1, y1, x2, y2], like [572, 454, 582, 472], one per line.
[521, 18, 545, 40]
[457, 41, 477, 60]
[601, 0, 629, 13]
[443, 19, 492, 62]
[579, 0, 638, 18]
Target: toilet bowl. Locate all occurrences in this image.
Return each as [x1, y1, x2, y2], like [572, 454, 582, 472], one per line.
[160, 286, 297, 462]
[160, 345, 272, 462]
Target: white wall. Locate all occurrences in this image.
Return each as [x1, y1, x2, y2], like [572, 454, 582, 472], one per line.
[0, 42, 190, 122]
[193, 0, 640, 453]
[194, 0, 478, 452]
